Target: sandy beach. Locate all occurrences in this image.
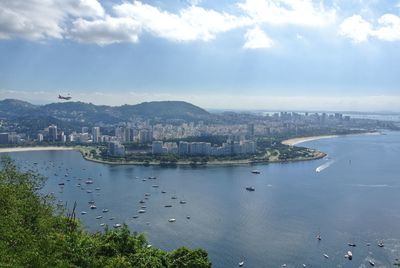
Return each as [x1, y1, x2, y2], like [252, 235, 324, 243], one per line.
[0, 147, 75, 153]
[282, 135, 339, 146]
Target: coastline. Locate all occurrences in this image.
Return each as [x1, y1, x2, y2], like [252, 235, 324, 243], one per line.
[82, 150, 326, 167]
[282, 135, 338, 146]
[0, 146, 75, 153]
[282, 131, 381, 146]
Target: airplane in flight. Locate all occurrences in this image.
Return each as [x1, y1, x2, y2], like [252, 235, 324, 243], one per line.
[58, 94, 72, 100]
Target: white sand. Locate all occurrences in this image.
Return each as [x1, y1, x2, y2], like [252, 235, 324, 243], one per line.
[282, 135, 339, 146]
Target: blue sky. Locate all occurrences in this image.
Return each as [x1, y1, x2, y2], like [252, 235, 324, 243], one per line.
[0, 0, 400, 111]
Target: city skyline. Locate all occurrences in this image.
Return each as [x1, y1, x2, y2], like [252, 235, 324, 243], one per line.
[1, 0, 400, 111]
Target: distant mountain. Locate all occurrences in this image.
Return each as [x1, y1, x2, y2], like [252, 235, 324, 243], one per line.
[0, 99, 214, 126]
[0, 99, 38, 117]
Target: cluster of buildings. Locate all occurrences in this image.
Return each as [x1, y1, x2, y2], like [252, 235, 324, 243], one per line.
[152, 139, 256, 156]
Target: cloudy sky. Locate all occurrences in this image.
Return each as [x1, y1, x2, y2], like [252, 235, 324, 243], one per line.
[0, 0, 399, 111]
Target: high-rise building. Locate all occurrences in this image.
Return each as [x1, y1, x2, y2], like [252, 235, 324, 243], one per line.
[247, 123, 255, 138]
[92, 127, 101, 143]
[152, 141, 163, 154]
[178, 141, 189, 155]
[48, 125, 58, 142]
[37, 133, 43, 142]
[0, 133, 9, 144]
[107, 141, 125, 157]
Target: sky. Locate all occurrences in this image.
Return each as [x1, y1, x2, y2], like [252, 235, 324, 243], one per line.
[0, 0, 400, 111]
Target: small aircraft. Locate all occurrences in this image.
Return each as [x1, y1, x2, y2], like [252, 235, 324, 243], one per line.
[58, 94, 72, 100]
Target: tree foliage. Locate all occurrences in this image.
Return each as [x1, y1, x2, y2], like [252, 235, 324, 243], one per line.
[0, 156, 211, 268]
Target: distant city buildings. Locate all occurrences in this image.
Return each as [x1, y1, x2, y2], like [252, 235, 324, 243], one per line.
[107, 141, 125, 157]
[152, 139, 256, 156]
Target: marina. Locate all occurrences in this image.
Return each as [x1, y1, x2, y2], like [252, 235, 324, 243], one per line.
[3, 131, 400, 267]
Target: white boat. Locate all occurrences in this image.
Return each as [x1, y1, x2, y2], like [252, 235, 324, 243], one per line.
[369, 260, 375, 266]
[113, 223, 122, 228]
[90, 204, 97, 209]
[138, 209, 146, 213]
[100, 223, 105, 227]
[323, 254, 329, 259]
[102, 209, 109, 213]
[251, 170, 260, 174]
[168, 218, 176, 222]
[347, 251, 353, 260]
[96, 216, 103, 219]
[81, 211, 87, 215]
[180, 200, 187, 204]
[239, 261, 244, 266]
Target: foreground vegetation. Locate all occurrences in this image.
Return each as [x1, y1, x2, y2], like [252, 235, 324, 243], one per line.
[0, 156, 211, 267]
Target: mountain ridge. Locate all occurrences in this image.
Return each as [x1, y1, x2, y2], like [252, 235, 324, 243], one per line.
[0, 99, 213, 125]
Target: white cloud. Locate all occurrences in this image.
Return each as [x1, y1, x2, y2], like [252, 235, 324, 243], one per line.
[0, 0, 104, 40]
[339, 15, 372, 43]
[70, 16, 141, 45]
[238, 0, 336, 27]
[373, 14, 400, 41]
[243, 26, 273, 49]
[339, 13, 400, 43]
[114, 1, 250, 42]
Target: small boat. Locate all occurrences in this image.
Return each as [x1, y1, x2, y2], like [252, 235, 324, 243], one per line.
[100, 223, 105, 227]
[90, 204, 97, 209]
[369, 260, 375, 266]
[239, 260, 244, 266]
[246, 187, 255, 191]
[145, 193, 151, 196]
[86, 190, 92, 193]
[96, 216, 103, 219]
[58, 182, 65, 186]
[187, 216, 191, 219]
[164, 205, 172, 208]
[282, 264, 286, 267]
[138, 209, 146, 213]
[102, 209, 109, 213]
[147, 244, 152, 248]
[88, 200, 95, 204]
[109, 217, 115, 220]
[81, 211, 87, 215]
[251, 170, 260, 174]
[323, 254, 329, 259]
[95, 187, 101, 191]
[152, 185, 159, 188]
[168, 218, 176, 222]
[141, 206, 147, 209]
[132, 215, 139, 219]
[139, 200, 146, 204]
[161, 190, 166, 194]
[378, 242, 384, 247]
[303, 264, 306, 267]
[171, 196, 177, 199]
[85, 180, 93, 184]
[348, 243, 356, 247]
[148, 176, 157, 180]
[316, 234, 322, 241]
[113, 223, 122, 228]
[347, 251, 353, 260]
[180, 200, 187, 204]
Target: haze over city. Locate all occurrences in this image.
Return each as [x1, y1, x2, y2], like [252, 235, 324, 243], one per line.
[1, 0, 400, 111]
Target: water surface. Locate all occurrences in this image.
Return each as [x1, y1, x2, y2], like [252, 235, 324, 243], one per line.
[4, 132, 400, 267]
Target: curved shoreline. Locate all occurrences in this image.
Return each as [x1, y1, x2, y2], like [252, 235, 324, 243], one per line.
[282, 131, 381, 146]
[282, 135, 338, 146]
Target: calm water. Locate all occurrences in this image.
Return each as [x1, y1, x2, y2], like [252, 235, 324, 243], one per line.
[3, 132, 400, 267]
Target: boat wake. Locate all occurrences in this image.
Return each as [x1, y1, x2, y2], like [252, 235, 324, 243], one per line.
[352, 184, 391, 188]
[315, 160, 335, 173]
